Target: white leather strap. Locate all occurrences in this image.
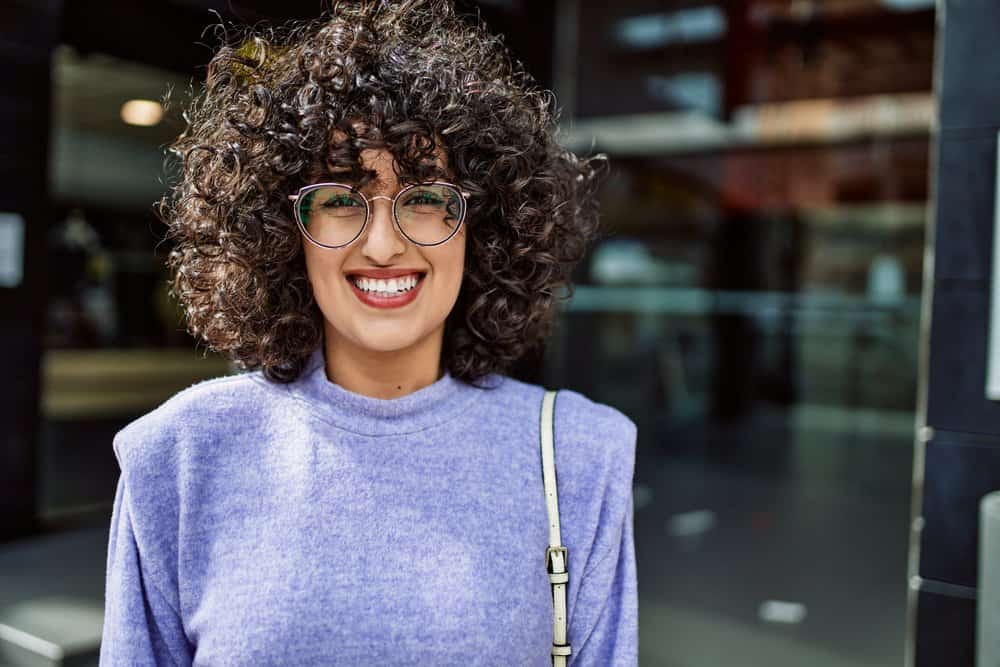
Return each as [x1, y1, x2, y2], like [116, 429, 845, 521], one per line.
[540, 389, 571, 666]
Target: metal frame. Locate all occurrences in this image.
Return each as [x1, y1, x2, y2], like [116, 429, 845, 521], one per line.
[288, 181, 470, 249]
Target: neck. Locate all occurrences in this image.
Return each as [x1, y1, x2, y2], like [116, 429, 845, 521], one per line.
[322, 323, 445, 399]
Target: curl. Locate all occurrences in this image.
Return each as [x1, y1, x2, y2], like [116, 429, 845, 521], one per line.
[159, 0, 609, 384]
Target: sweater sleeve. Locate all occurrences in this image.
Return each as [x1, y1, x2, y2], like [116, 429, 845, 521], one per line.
[567, 419, 639, 666]
[99, 471, 193, 666]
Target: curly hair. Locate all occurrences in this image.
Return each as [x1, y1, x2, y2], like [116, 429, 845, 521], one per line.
[161, 0, 609, 385]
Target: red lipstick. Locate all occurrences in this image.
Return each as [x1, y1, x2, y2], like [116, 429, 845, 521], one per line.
[346, 271, 425, 309]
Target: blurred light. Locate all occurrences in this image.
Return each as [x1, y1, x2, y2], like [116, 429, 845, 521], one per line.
[616, 7, 726, 50]
[0, 212, 25, 288]
[736, 93, 934, 144]
[633, 483, 654, 510]
[56, 208, 99, 250]
[881, 0, 935, 10]
[758, 600, 808, 625]
[645, 73, 721, 115]
[120, 99, 163, 127]
[665, 509, 717, 538]
[867, 253, 905, 305]
[591, 240, 696, 285]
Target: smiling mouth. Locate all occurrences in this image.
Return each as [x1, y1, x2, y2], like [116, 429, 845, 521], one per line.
[346, 272, 426, 296]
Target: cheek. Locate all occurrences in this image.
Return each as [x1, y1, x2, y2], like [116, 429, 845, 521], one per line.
[303, 246, 320, 285]
[435, 240, 466, 289]
[303, 246, 344, 301]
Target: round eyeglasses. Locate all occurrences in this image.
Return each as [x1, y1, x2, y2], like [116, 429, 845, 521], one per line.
[288, 181, 470, 249]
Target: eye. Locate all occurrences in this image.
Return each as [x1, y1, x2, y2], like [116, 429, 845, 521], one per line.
[322, 193, 363, 208]
[403, 190, 445, 206]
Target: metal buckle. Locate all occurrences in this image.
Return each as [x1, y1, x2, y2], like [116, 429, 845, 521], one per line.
[545, 545, 568, 572]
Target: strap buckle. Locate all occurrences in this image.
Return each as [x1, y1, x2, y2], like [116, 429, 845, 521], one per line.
[551, 643, 572, 657]
[545, 545, 569, 573]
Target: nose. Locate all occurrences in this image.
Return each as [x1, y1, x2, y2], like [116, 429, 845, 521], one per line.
[359, 196, 406, 262]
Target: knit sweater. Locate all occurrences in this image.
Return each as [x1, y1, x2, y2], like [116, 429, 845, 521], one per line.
[99, 346, 638, 666]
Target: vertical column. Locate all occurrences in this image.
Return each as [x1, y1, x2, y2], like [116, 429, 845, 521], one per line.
[911, 1, 1000, 664]
[0, 0, 60, 540]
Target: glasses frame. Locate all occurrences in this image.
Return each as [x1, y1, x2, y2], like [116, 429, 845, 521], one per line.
[288, 181, 471, 249]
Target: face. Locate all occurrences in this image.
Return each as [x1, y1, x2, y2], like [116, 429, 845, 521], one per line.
[300, 143, 467, 362]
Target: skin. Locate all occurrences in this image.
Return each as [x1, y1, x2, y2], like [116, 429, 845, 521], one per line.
[302, 139, 467, 400]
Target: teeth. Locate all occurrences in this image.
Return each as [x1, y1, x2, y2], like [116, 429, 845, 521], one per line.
[350, 273, 422, 295]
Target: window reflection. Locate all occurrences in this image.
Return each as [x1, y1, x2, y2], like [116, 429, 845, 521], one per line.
[548, 0, 933, 663]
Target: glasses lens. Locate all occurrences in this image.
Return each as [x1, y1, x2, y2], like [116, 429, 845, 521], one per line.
[395, 184, 464, 245]
[297, 186, 367, 247]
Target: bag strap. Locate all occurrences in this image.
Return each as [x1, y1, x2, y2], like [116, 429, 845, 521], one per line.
[540, 389, 571, 666]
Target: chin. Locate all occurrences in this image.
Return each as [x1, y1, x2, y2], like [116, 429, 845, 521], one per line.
[345, 327, 426, 354]
[356, 337, 418, 354]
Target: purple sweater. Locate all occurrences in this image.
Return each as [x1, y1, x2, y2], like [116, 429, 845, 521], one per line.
[99, 346, 638, 666]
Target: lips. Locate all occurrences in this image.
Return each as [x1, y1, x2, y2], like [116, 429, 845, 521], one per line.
[347, 271, 425, 308]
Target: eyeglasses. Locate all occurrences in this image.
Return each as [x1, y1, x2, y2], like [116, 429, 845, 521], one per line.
[288, 181, 470, 249]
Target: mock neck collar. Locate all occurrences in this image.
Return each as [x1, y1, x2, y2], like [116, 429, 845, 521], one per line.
[286, 346, 501, 436]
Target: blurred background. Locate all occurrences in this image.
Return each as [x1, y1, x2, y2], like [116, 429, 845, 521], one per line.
[2, 0, 999, 665]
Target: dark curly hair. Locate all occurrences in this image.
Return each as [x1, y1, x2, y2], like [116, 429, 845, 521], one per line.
[161, 0, 609, 385]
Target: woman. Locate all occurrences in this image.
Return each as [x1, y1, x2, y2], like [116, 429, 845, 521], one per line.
[99, 1, 638, 665]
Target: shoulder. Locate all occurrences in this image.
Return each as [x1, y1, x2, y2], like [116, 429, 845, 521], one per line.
[490, 374, 637, 470]
[550, 386, 637, 499]
[496, 373, 636, 433]
[112, 369, 282, 473]
[552, 386, 638, 452]
[495, 377, 637, 567]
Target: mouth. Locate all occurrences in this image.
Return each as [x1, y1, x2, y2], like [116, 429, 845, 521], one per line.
[345, 271, 427, 308]
[345, 271, 426, 294]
